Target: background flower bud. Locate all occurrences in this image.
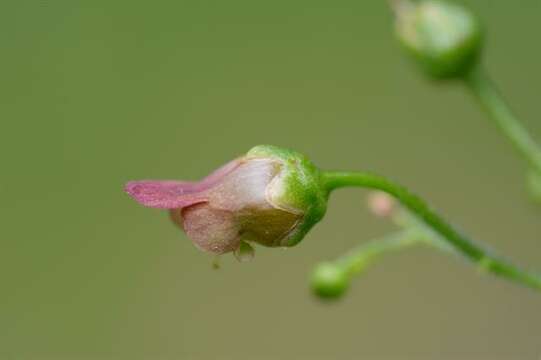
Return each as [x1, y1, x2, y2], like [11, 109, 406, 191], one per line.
[393, 0, 482, 79]
[367, 191, 396, 218]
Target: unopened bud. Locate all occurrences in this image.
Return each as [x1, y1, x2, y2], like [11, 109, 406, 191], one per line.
[393, 0, 482, 79]
[367, 191, 396, 218]
[310, 262, 349, 300]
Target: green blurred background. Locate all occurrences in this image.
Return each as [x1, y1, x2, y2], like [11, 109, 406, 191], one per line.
[2, 0, 540, 358]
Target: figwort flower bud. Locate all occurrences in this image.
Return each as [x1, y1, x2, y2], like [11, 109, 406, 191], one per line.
[125, 145, 327, 255]
[393, 0, 482, 79]
[310, 262, 349, 300]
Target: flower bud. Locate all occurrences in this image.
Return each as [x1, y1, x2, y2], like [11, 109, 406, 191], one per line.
[367, 191, 396, 218]
[310, 262, 349, 300]
[125, 145, 327, 255]
[393, 0, 482, 79]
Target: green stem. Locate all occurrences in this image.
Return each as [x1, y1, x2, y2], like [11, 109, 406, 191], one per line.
[337, 230, 423, 276]
[464, 68, 541, 174]
[322, 170, 541, 290]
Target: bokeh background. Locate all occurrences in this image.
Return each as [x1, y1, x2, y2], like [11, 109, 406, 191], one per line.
[2, 0, 540, 359]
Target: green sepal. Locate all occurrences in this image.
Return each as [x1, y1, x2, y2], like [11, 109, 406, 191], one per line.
[246, 145, 328, 246]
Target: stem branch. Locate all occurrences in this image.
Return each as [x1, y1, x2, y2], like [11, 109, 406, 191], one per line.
[337, 230, 423, 276]
[323, 171, 541, 290]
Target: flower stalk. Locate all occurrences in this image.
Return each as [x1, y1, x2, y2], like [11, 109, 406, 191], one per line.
[322, 170, 541, 290]
[311, 230, 423, 299]
[464, 68, 541, 177]
[336, 230, 423, 274]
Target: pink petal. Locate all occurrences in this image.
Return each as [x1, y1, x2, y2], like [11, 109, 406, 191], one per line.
[181, 203, 240, 254]
[124, 159, 242, 209]
[197, 158, 242, 189]
[124, 180, 207, 209]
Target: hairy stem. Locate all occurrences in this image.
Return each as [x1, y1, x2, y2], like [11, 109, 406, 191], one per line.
[464, 68, 541, 174]
[322, 171, 541, 290]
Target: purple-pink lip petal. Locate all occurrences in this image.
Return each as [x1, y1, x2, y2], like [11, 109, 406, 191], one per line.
[124, 180, 207, 209]
[124, 159, 242, 209]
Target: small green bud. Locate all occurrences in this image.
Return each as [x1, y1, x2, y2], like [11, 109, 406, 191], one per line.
[393, 0, 482, 79]
[310, 262, 349, 300]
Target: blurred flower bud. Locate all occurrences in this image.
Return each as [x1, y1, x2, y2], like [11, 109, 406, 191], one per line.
[367, 191, 396, 218]
[310, 262, 349, 300]
[393, 0, 482, 79]
[125, 145, 327, 255]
